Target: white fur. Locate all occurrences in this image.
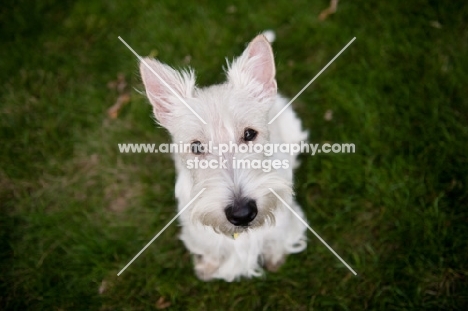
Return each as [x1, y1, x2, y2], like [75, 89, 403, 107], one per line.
[140, 33, 308, 281]
[262, 30, 276, 43]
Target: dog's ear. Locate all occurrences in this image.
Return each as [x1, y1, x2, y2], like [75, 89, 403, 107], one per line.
[227, 35, 277, 101]
[140, 58, 195, 128]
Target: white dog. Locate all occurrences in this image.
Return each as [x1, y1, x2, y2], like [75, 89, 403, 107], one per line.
[140, 34, 308, 281]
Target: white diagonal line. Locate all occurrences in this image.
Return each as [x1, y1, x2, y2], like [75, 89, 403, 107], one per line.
[117, 188, 206, 276]
[269, 188, 357, 275]
[118, 36, 207, 125]
[268, 37, 356, 124]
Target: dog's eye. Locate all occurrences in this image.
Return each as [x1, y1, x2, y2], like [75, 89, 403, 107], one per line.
[243, 128, 258, 141]
[191, 141, 204, 155]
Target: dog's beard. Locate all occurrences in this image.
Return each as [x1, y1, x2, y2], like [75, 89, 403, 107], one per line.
[189, 170, 292, 236]
[197, 193, 277, 236]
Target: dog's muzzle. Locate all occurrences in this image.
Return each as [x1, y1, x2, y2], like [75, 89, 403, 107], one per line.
[224, 198, 258, 226]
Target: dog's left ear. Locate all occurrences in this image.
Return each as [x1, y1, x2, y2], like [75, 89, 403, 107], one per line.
[227, 35, 277, 101]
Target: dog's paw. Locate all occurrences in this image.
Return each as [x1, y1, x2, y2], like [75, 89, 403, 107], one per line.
[263, 255, 286, 272]
[193, 255, 220, 281]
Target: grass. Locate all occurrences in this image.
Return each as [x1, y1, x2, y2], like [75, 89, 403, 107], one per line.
[1, 0, 467, 309]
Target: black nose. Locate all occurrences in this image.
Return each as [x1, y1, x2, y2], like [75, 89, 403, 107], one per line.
[225, 198, 258, 226]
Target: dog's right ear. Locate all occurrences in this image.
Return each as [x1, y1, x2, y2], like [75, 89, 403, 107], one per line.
[140, 58, 195, 128]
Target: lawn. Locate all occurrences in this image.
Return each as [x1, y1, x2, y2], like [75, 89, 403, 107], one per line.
[1, 0, 467, 310]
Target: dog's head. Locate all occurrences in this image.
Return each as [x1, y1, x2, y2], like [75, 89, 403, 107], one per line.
[140, 35, 292, 236]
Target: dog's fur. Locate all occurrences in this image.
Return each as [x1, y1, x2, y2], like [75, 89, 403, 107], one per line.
[140, 34, 308, 281]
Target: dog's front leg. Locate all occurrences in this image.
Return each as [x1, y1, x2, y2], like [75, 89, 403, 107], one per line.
[193, 254, 221, 281]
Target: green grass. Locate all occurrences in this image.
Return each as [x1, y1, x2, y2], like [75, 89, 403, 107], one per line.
[1, 0, 467, 309]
